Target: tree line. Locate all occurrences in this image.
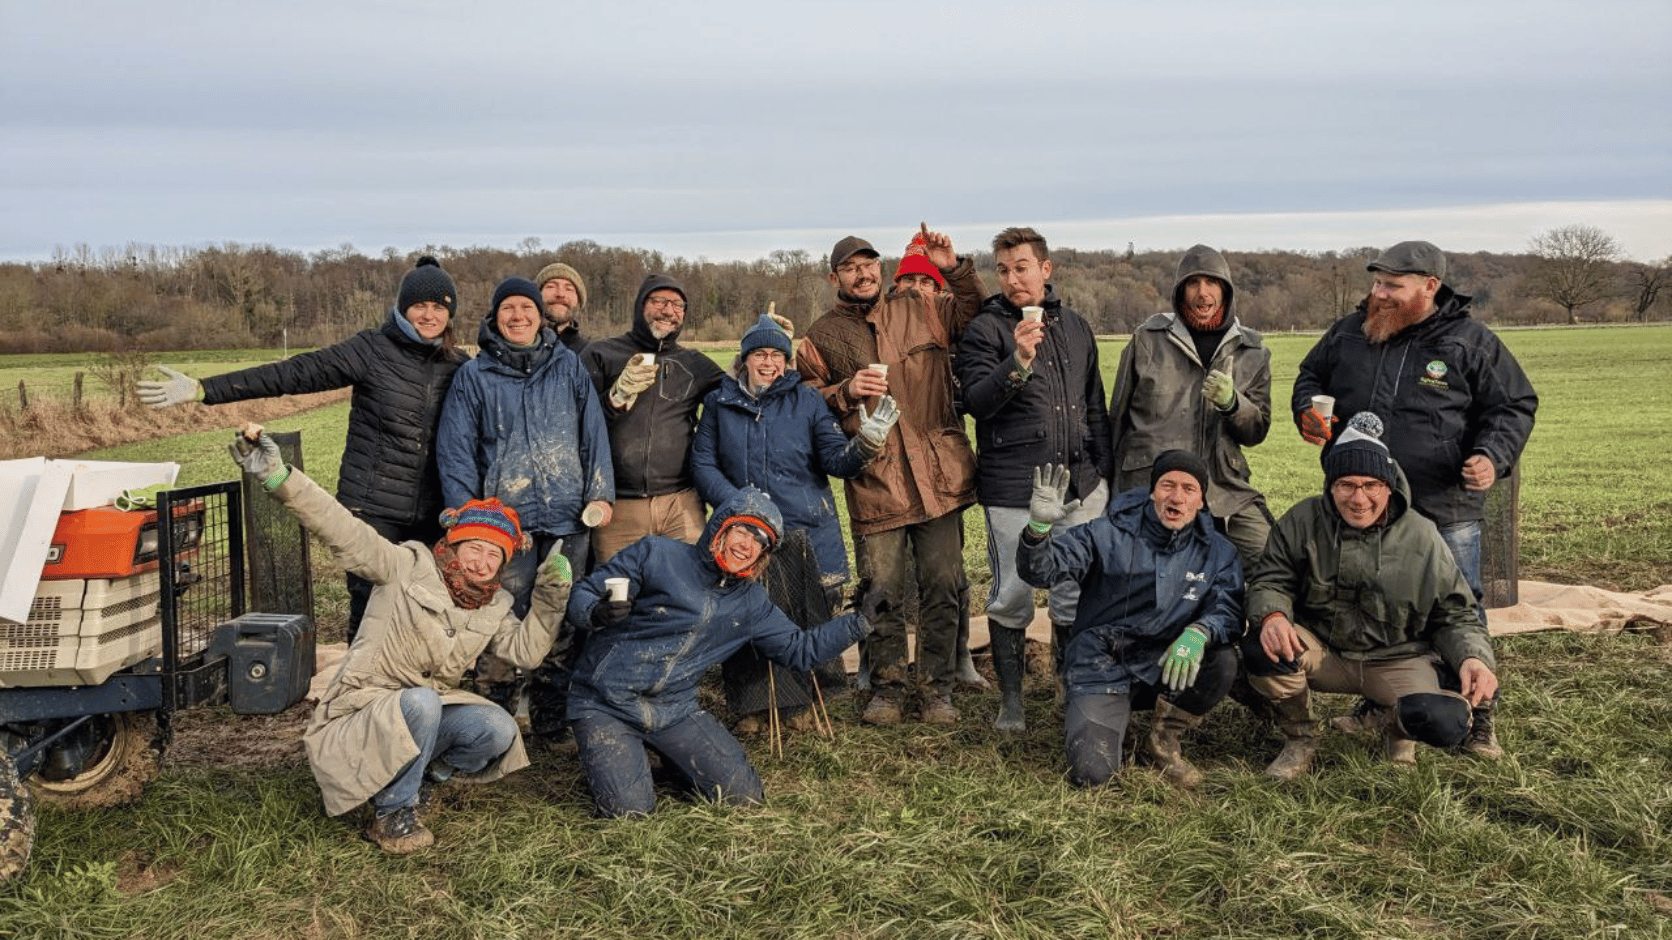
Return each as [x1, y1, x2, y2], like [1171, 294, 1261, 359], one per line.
[1, 225, 1664, 355]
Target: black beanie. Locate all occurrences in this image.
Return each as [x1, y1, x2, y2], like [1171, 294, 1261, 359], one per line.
[397, 256, 458, 316]
[1150, 450, 1209, 493]
[1324, 412, 1398, 487]
[490, 277, 545, 318]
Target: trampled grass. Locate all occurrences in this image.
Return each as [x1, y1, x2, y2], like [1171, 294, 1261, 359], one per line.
[4, 325, 1670, 937]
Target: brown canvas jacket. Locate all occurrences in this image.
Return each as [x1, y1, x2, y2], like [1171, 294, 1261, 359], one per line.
[796, 257, 981, 535]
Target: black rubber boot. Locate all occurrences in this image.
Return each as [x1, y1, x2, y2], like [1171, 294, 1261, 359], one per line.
[1051, 621, 1072, 707]
[990, 626, 1027, 732]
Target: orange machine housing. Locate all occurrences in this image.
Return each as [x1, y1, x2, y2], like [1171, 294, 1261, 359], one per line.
[40, 502, 201, 581]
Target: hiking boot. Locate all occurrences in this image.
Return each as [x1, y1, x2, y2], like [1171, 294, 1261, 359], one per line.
[1264, 691, 1319, 782]
[861, 692, 903, 726]
[365, 806, 434, 854]
[1148, 698, 1206, 790]
[920, 695, 961, 726]
[1463, 703, 1504, 760]
[990, 625, 1028, 733]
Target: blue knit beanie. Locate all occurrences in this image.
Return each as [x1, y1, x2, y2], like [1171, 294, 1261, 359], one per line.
[740, 313, 792, 358]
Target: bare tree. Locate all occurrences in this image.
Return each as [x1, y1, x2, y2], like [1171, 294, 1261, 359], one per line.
[1528, 224, 1622, 324]
[1627, 259, 1670, 322]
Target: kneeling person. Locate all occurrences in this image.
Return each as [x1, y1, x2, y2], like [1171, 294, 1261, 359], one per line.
[229, 431, 569, 854]
[1243, 413, 1499, 779]
[1018, 451, 1243, 789]
[565, 488, 872, 817]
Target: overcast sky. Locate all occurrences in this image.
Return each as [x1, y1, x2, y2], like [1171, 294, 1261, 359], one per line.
[4, 0, 1669, 265]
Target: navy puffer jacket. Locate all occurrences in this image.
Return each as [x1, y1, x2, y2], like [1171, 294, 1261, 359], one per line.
[690, 369, 874, 584]
[565, 487, 866, 731]
[200, 308, 466, 527]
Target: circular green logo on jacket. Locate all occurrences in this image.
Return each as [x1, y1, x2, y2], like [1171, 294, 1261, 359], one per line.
[1425, 360, 1448, 380]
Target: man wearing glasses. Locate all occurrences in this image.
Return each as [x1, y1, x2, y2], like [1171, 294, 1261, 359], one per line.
[1241, 413, 1500, 779]
[1291, 241, 1536, 757]
[796, 225, 983, 726]
[581, 274, 725, 562]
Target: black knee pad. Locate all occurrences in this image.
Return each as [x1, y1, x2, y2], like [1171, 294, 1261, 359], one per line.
[1238, 629, 1297, 677]
[1395, 693, 1471, 748]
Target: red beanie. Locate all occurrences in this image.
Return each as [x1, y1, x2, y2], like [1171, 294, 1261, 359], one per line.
[894, 231, 947, 288]
[440, 498, 529, 560]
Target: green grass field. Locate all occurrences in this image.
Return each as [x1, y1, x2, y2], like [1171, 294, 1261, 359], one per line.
[5, 325, 1671, 938]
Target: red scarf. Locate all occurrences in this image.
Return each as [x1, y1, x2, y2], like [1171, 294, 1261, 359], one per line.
[431, 541, 501, 610]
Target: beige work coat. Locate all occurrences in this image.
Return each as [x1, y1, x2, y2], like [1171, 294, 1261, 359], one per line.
[272, 471, 565, 816]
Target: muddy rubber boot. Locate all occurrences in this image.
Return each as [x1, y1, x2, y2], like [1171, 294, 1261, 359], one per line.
[861, 690, 903, 726]
[1051, 621, 1072, 707]
[1148, 698, 1205, 789]
[1463, 701, 1504, 760]
[365, 806, 434, 854]
[955, 645, 989, 691]
[990, 626, 1028, 733]
[1376, 707, 1417, 768]
[1264, 691, 1319, 782]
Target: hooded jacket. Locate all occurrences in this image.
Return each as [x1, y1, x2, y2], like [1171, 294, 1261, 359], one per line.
[435, 312, 614, 535]
[201, 307, 466, 527]
[691, 368, 876, 584]
[795, 258, 982, 535]
[1293, 286, 1538, 527]
[564, 488, 867, 732]
[271, 469, 566, 816]
[1017, 485, 1243, 696]
[580, 275, 725, 498]
[1109, 245, 1272, 521]
[1245, 460, 1494, 673]
[957, 286, 1111, 507]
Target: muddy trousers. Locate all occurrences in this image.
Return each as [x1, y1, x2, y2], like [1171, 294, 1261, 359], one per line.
[857, 512, 965, 696]
[373, 688, 518, 814]
[573, 710, 763, 818]
[1063, 645, 1236, 788]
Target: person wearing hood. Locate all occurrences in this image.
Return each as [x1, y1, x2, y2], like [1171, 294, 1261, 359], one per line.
[564, 488, 876, 817]
[692, 313, 899, 730]
[534, 260, 589, 352]
[1109, 244, 1274, 570]
[228, 431, 572, 854]
[956, 226, 1113, 732]
[137, 256, 469, 643]
[796, 224, 982, 727]
[1241, 413, 1501, 780]
[1018, 451, 1243, 790]
[1292, 240, 1535, 756]
[435, 276, 614, 743]
[580, 274, 726, 562]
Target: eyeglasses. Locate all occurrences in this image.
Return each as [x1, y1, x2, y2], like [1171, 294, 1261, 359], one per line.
[836, 259, 880, 276]
[646, 297, 687, 312]
[1331, 480, 1389, 498]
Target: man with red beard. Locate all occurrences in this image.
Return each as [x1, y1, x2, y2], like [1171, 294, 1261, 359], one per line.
[1110, 244, 1273, 570]
[796, 224, 983, 726]
[1292, 241, 1536, 758]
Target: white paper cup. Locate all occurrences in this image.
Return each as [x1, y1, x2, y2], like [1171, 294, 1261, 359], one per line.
[1022, 306, 1044, 322]
[640, 353, 656, 366]
[1311, 395, 1336, 419]
[868, 363, 888, 379]
[581, 504, 606, 527]
[605, 577, 630, 602]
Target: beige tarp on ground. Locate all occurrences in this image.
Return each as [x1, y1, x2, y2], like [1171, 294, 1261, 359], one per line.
[1484, 580, 1672, 637]
[306, 579, 1672, 697]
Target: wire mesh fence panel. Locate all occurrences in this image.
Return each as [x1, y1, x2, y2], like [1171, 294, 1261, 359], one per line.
[1482, 466, 1520, 608]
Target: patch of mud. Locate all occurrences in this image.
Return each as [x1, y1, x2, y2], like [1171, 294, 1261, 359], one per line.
[166, 644, 347, 770]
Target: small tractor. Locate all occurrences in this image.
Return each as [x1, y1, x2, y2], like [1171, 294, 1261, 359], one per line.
[1, 461, 316, 883]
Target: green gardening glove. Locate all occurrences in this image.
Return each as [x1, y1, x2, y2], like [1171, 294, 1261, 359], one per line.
[1158, 624, 1209, 692]
[1201, 370, 1235, 410]
[536, 542, 572, 587]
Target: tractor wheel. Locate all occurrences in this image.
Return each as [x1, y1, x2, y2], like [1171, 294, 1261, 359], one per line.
[0, 748, 33, 883]
[30, 711, 163, 811]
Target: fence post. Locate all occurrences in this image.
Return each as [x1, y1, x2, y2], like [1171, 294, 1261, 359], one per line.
[73, 372, 84, 409]
[15, 380, 24, 409]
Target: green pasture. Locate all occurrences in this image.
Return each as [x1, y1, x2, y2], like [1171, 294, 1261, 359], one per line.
[8, 325, 1672, 937]
[0, 349, 309, 404]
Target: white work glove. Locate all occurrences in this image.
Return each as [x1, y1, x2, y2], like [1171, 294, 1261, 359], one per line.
[229, 430, 289, 490]
[1027, 463, 1082, 534]
[609, 354, 659, 409]
[137, 366, 204, 409]
[857, 395, 900, 447]
[1202, 370, 1235, 410]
